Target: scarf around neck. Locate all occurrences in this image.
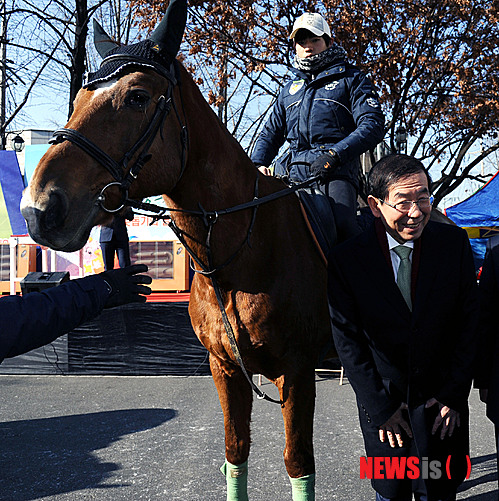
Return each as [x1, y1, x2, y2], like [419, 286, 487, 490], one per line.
[294, 43, 347, 74]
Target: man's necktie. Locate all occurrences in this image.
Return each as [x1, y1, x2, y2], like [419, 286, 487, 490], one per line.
[393, 245, 412, 311]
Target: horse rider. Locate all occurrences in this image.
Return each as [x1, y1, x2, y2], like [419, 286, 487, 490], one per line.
[251, 12, 385, 242]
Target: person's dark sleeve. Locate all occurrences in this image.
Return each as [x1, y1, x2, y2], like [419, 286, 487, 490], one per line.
[475, 240, 498, 389]
[435, 230, 479, 408]
[0, 275, 109, 361]
[328, 254, 399, 427]
[332, 70, 385, 164]
[250, 93, 287, 167]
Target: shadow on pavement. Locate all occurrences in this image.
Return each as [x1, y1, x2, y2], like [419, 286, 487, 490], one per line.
[458, 453, 498, 500]
[0, 408, 176, 501]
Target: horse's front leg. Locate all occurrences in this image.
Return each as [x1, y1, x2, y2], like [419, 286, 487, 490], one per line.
[278, 364, 317, 501]
[210, 354, 253, 501]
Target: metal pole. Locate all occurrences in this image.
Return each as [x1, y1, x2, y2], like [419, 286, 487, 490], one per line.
[9, 236, 16, 295]
[0, 1, 7, 150]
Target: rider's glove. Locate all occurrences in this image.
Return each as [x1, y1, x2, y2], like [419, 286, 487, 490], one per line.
[100, 264, 152, 308]
[256, 165, 272, 176]
[310, 150, 340, 183]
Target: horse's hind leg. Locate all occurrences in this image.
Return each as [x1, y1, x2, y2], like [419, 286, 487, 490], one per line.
[210, 354, 252, 501]
[278, 366, 317, 501]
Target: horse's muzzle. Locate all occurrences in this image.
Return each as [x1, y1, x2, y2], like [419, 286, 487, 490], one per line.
[21, 188, 70, 247]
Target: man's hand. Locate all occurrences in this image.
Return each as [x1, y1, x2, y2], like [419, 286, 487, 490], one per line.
[425, 398, 461, 440]
[100, 264, 152, 308]
[378, 403, 413, 448]
[310, 150, 340, 183]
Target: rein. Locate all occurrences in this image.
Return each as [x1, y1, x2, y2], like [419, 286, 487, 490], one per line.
[128, 176, 319, 407]
[50, 59, 319, 405]
[126, 174, 320, 276]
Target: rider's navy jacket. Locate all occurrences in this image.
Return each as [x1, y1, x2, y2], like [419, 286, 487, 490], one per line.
[0, 275, 109, 363]
[251, 60, 385, 187]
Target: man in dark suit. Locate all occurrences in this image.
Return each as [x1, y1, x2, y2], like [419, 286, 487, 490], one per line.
[100, 215, 131, 270]
[328, 154, 478, 500]
[476, 234, 499, 488]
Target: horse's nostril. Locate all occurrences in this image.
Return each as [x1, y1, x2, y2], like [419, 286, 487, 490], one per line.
[20, 205, 39, 233]
[43, 190, 68, 231]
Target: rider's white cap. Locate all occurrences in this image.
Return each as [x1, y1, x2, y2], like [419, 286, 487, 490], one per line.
[289, 13, 331, 39]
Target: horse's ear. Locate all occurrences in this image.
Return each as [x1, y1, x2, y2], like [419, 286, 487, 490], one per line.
[93, 19, 121, 59]
[148, 0, 187, 62]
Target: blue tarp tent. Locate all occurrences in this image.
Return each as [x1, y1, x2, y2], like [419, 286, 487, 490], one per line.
[445, 170, 499, 270]
[0, 151, 27, 237]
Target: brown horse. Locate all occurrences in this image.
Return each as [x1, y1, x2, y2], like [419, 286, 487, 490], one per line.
[20, 2, 331, 499]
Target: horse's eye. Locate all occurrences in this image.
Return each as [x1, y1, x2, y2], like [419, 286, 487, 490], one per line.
[125, 90, 151, 109]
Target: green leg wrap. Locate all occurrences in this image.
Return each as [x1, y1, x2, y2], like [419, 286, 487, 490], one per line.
[220, 459, 249, 501]
[289, 474, 316, 501]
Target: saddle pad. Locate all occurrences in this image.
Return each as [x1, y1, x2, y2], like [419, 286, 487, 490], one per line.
[297, 187, 337, 261]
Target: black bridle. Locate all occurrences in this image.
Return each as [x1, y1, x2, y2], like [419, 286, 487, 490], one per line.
[50, 61, 188, 213]
[49, 59, 321, 405]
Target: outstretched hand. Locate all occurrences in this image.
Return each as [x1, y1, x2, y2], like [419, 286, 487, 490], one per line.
[310, 150, 340, 183]
[100, 264, 152, 308]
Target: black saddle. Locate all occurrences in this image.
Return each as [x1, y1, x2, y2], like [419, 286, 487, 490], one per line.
[297, 187, 337, 258]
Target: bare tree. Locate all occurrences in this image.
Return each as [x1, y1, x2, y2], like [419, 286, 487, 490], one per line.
[130, 0, 499, 206]
[0, 0, 136, 143]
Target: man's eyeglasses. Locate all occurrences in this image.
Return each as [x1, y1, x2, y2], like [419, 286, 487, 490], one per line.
[379, 196, 434, 214]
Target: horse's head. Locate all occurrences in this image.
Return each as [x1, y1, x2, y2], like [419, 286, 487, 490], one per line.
[20, 0, 187, 252]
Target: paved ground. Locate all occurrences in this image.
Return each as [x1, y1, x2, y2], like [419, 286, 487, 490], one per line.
[0, 374, 497, 501]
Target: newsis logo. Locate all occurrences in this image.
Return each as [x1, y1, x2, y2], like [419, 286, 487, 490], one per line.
[360, 456, 472, 480]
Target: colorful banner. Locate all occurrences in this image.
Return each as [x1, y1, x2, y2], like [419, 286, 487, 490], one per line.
[0, 151, 27, 238]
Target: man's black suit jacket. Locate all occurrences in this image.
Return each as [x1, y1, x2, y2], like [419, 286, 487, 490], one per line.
[476, 234, 499, 424]
[328, 219, 478, 498]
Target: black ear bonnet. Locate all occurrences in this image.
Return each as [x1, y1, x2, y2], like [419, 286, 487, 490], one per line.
[84, 0, 187, 88]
